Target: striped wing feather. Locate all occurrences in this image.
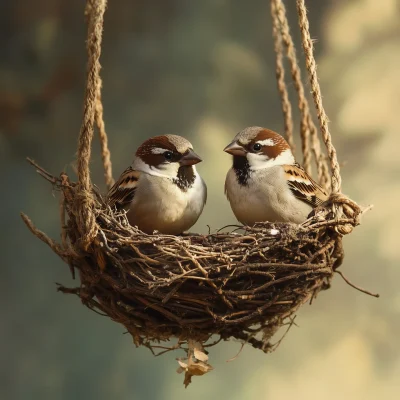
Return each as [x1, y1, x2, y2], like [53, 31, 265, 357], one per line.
[284, 163, 329, 208]
[107, 167, 140, 208]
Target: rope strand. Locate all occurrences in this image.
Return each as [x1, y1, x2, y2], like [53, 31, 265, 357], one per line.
[271, 0, 330, 189]
[78, 0, 107, 192]
[296, 0, 341, 193]
[270, 0, 295, 152]
[76, 0, 108, 248]
[95, 77, 114, 188]
[272, 0, 312, 175]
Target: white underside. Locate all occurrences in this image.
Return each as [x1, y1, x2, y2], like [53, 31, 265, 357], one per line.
[225, 165, 312, 225]
[127, 171, 206, 234]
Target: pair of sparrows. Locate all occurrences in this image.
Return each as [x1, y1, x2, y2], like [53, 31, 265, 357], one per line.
[108, 127, 328, 234]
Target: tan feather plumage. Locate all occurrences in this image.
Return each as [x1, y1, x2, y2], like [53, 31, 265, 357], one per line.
[284, 163, 328, 208]
[107, 167, 140, 207]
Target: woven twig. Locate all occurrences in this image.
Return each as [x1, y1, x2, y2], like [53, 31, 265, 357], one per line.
[22, 160, 375, 356]
[24, 165, 365, 349]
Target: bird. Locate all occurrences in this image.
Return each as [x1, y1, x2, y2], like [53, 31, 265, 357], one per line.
[223, 126, 329, 225]
[107, 135, 207, 234]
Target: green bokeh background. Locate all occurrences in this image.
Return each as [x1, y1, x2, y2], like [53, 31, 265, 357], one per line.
[1, 1, 399, 399]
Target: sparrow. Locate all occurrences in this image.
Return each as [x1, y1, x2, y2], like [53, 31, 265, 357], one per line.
[224, 126, 329, 225]
[107, 135, 207, 234]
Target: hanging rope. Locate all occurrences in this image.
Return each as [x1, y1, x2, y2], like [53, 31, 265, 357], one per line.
[270, 0, 295, 152]
[78, 0, 107, 194]
[95, 80, 114, 188]
[271, 0, 330, 190]
[75, 0, 108, 248]
[84, 0, 113, 189]
[296, 0, 341, 193]
[271, 0, 312, 175]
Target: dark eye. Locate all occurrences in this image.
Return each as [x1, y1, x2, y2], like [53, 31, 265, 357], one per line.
[253, 143, 262, 151]
[164, 151, 173, 160]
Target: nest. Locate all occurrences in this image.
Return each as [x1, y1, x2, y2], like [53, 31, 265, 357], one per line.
[23, 161, 371, 351]
[22, 0, 376, 387]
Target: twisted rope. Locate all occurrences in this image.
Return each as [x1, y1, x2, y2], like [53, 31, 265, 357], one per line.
[270, 0, 295, 152]
[76, 0, 108, 248]
[271, 0, 330, 189]
[95, 78, 114, 188]
[85, 0, 113, 188]
[296, 0, 341, 193]
[271, 0, 312, 175]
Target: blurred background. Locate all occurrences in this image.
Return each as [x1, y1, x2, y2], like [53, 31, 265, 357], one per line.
[1, 0, 400, 399]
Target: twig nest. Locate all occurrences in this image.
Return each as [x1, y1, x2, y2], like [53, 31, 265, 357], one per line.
[21, 161, 376, 387]
[28, 169, 364, 350]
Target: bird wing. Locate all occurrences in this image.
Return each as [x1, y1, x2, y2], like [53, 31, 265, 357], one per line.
[284, 163, 329, 208]
[107, 166, 141, 208]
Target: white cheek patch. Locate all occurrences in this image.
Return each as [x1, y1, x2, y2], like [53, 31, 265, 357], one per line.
[158, 162, 180, 177]
[247, 152, 270, 170]
[151, 147, 168, 154]
[274, 149, 295, 165]
[257, 138, 275, 146]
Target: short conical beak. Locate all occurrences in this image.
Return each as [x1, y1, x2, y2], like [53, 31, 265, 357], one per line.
[180, 149, 202, 166]
[223, 141, 247, 156]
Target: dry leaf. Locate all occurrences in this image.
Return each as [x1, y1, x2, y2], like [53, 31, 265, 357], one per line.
[176, 340, 213, 387]
[180, 357, 213, 388]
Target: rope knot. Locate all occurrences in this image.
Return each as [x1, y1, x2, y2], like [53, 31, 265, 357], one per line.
[327, 193, 369, 236]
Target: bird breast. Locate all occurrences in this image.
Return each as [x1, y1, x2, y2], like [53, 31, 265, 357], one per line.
[128, 173, 206, 234]
[225, 165, 312, 225]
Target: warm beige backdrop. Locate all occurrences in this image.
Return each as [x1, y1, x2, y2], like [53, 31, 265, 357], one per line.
[1, 0, 399, 399]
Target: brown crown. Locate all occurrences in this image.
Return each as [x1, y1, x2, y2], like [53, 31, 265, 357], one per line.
[136, 136, 184, 166]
